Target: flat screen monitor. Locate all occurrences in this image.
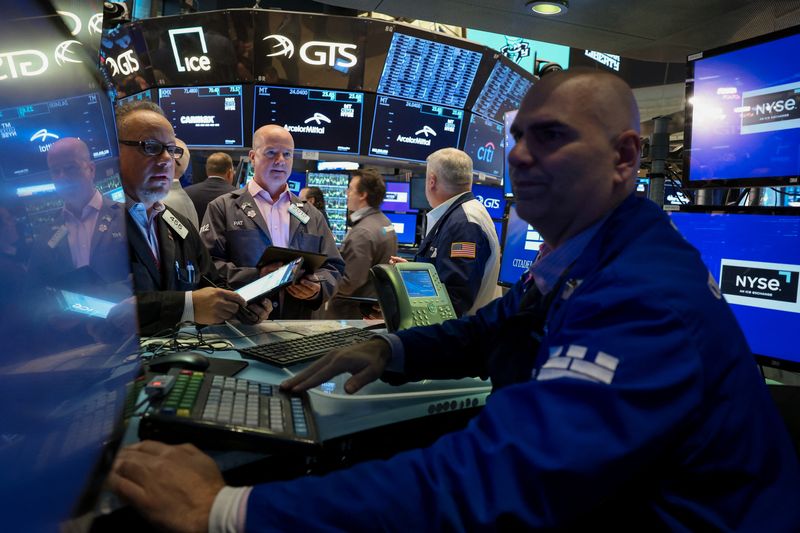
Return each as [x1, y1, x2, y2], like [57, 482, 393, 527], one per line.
[400, 268, 438, 297]
[306, 172, 349, 244]
[287, 170, 306, 194]
[385, 211, 417, 246]
[0, 93, 115, 181]
[318, 161, 360, 171]
[381, 181, 416, 213]
[369, 96, 463, 162]
[253, 86, 364, 155]
[668, 207, 800, 370]
[471, 60, 533, 122]
[462, 114, 504, 179]
[503, 110, 518, 197]
[410, 176, 431, 210]
[115, 89, 155, 107]
[472, 183, 506, 219]
[377, 31, 483, 109]
[498, 202, 543, 285]
[158, 85, 244, 148]
[494, 219, 504, 244]
[684, 27, 800, 188]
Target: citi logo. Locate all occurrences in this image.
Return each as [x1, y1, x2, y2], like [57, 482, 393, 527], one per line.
[719, 259, 800, 314]
[168, 27, 211, 73]
[106, 49, 139, 76]
[754, 97, 796, 116]
[304, 113, 331, 125]
[30, 129, 59, 142]
[415, 126, 436, 137]
[477, 141, 496, 163]
[475, 195, 500, 210]
[263, 34, 358, 68]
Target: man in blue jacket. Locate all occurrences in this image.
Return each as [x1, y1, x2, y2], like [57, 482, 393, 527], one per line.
[109, 69, 800, 531]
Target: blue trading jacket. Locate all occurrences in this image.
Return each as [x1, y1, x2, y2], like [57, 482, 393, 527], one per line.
[247, 195, 800, 531]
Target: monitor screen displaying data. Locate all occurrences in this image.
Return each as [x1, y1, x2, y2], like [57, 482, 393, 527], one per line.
[253, 86, 364, 155]
[400, 268, 437, 297]
[370, 96, 463, 162]
[463, 114, 505, 178]
[472, 61, 533, 122]
[503, 110, 518, 197]
[498, 203, 543, 285]
[669, 209, 800, 369]
[159, 85, 244, 147]
[0, 93, 114, 180]
[385, 211, 417, 246]
[377, 32, 483, 109]
[685, 28, 800, 187]
[306, 172, 349, 244]
[381, 181, 415, 212]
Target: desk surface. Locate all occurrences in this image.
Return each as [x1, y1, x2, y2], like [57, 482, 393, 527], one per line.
[156, 320, 491, 441]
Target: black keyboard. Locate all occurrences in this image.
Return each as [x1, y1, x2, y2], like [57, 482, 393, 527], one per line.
[139, 370, 319, 453]
[238, 327, 376, 367]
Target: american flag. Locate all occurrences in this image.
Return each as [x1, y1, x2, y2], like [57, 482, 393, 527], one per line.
[450, 242, 476, 259]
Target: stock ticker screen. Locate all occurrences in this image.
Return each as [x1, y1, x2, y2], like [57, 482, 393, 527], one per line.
[377, 32, 483, 109]
[253, 86, 364, 155]
[369, 96, 463, 162]
[472, 61, 533, 121]
[462, 114, 505, 178]
[0, 93, 114, 180]
[159, 85, 244, 147]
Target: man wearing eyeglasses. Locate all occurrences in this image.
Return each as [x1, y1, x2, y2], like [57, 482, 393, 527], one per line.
[200, 124, 344, 319]
[116, 102, 269, 335]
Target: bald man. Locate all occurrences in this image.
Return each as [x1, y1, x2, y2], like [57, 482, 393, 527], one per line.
[110, 71, 800, 530]
[28, 137, 129, 289]
[200, 124, 343, 319]
[163, 138, 200, 229]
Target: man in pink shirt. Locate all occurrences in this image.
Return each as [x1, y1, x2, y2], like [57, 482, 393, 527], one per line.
[201, 125, 343, 319]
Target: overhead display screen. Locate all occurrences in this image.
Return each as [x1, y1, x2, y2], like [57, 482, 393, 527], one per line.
[381, 181, 416, 213]
[0, 93, 114, 180]
[159, 85, 244, 147]
[369, 96, 463, 162]
[462, 114, 505, 178]
[377, 32, 483, 109]
[472, 61, 533, 121]
[253, 86, 364, 155]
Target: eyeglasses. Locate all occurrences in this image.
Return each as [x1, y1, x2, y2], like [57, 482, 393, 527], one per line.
[118, 139, 185, 159]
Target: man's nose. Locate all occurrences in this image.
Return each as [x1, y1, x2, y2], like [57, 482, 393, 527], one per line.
[508, 140, 532, 168]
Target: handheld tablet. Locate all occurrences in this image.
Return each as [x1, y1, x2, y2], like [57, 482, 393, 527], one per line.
[236, 257, 304, 302]
[57, 290, 117, 319]
[256, 246, 327, 272]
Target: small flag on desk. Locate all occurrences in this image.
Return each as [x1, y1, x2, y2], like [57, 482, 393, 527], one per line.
[450, 241, 476, 259]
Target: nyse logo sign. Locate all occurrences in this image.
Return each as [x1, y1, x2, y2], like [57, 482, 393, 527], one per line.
[477, 142, 496, 163]
[169, 27, 211, 73]
[106, 50, 139, 76]
[263, 34, 358, 68]
[719, 259, 800, 313]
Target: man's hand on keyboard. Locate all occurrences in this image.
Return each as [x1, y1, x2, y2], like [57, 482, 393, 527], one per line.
[281, 338, 392, 394]
[109, 440, 224, 533]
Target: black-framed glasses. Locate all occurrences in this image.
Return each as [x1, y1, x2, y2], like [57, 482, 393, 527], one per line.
[118, 139, 184, 159]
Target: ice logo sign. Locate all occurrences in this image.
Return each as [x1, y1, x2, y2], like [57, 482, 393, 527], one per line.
[263, 34, 358, 68]
[168, 27, 211, 73]
[719, 259, 800, 313]
[477, 141, 496, 163]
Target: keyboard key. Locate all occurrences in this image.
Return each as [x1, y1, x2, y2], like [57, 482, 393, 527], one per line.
[238, 327, 375, 367]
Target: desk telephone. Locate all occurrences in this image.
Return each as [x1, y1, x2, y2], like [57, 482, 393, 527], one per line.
[370, 262, 457, 332]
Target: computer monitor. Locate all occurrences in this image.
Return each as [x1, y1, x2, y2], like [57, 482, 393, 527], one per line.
[494, 219, 504, 244]
[306, 172, 349, 244]
[472, 183, 506, 219]
[115, 89, 155, 107]
[377, 30, 483, 109]
[369, 96, 464, 162]
[684, 26, 800, 188]
[410, 176, 432, 210]
[498, 202, 543, 286]
[668, 207, 800, 370]
[385, 212, 418, 246]
[462, 113, 504, 179]
[503, 110, 518, 197]
[471, 59, 533, 122]
[158, 85, 244, 148]
[318, 161, 360, 171]
[253, 86, 364, 155]
[381, 181, 416, 213]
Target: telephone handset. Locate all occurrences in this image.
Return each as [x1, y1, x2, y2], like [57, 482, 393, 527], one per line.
[369, 262, 457, 333]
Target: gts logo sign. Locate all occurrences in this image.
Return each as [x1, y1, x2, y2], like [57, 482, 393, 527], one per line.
[754, 97, 797, 115]
[719, 259, 800, 314]
[475, 195, 500, 210]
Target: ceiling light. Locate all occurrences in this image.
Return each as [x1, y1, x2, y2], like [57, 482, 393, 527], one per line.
[526, 1, 568, 15]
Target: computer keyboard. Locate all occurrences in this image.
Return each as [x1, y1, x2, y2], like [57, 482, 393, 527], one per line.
[237, 327, 376, 367]
[138, 369, 319, 453]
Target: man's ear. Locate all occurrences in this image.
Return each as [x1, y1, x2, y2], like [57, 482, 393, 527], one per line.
[614, 130, 641, 182]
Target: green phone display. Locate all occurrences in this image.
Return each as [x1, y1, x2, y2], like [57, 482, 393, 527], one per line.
[370, 262, 457, 332]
